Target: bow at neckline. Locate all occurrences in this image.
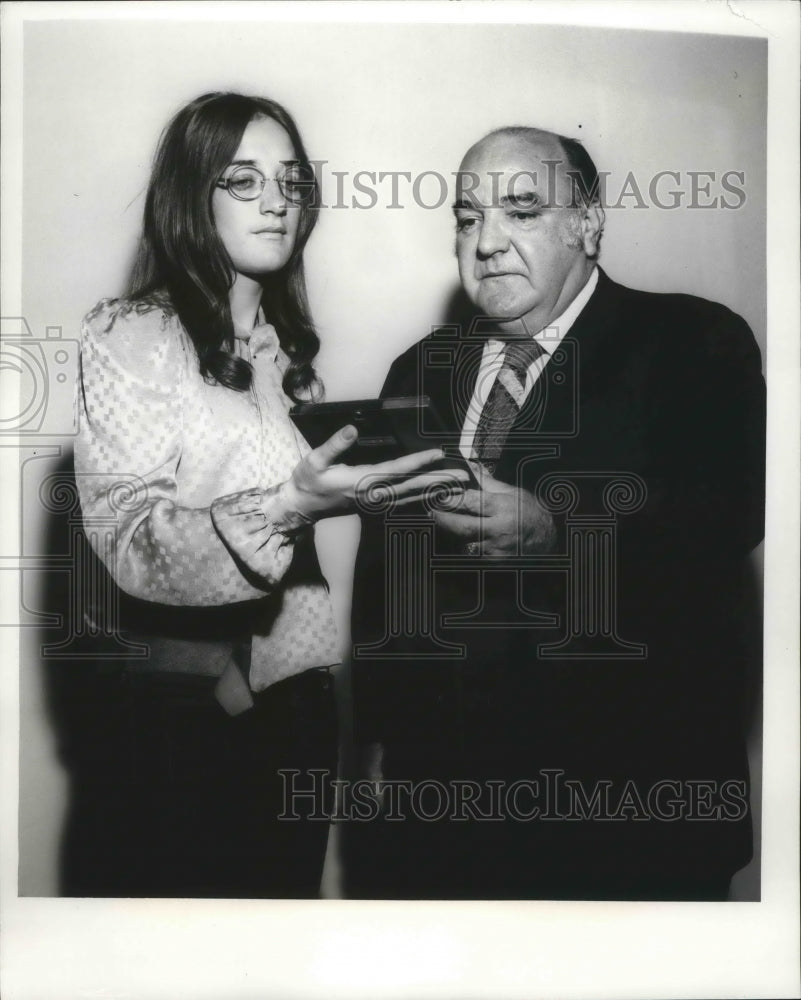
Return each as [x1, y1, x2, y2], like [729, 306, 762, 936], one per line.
[234, 320, 280, 362]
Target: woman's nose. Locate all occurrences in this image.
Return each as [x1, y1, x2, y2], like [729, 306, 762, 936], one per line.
[259, 178, 287, 214]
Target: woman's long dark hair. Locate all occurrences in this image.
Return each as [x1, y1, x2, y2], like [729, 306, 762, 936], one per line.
[128, 92, 321, 400]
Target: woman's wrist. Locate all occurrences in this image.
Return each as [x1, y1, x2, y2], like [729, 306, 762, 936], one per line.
[260, 481, 316, 535]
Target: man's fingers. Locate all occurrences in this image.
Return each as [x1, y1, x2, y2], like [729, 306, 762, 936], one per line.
[432, 509, 483, 539]
[454, 488, 484, 515]
[430, 488, 485, 514]
[475, 467, 519, 497]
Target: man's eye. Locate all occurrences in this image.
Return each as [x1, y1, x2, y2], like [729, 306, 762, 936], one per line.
[511, 211, 539, 223]
[456, 217, 479, 233]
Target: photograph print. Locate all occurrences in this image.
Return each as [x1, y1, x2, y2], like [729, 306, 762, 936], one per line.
[10, 6, 770, 908]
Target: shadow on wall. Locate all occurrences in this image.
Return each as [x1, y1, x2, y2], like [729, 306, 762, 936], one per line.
[34, 448, 137, 895]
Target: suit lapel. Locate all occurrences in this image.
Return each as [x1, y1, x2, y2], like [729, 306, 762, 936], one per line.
[488, 270, 626, 482]
[430, 270, 626, 469]
[511, 267, 624, 438]
[425, 338, 484, 432]
[562, 267, 625, 384]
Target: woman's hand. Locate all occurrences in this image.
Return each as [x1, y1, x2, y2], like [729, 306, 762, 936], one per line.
[278, 424, 468, 523]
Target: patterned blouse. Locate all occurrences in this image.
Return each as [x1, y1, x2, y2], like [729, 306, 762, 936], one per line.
[74, 295, 340, 694]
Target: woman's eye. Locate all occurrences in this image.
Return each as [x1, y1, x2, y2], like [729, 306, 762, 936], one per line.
[227, 169, 263, 195]
[281, 167, 315, 201]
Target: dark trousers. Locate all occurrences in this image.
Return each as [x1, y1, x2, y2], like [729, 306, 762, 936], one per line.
[59, 666, 337, 898]
[345, 742, 736, 901]
[344, 661, 746, 902]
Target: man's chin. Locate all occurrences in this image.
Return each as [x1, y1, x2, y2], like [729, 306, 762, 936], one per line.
[475, 303, 540, 335]
[474, 290, 537, 319]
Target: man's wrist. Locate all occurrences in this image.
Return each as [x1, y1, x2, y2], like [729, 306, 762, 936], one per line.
[524, 499, 557, 553]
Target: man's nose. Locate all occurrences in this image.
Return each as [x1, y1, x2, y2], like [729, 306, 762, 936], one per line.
[476, 211, 510, 257]
[259, 179, 287, 215]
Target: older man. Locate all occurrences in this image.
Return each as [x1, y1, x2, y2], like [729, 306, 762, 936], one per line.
[348, 128, 765, 900]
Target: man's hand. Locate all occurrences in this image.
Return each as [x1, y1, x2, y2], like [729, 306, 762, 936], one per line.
[433, 465, 556, 555]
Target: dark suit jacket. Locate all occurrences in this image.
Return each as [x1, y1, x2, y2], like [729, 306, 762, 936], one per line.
[350, 268, 765, 894]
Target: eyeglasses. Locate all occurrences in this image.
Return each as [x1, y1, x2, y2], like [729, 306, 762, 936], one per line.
[215, 163, 316, 204]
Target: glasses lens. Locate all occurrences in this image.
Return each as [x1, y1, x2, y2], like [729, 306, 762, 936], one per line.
[226, 166, 264, 201]
[280, 163, 316, 204]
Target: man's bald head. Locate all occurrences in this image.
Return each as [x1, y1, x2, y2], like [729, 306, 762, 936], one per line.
[452, 126, 605, 336]
[461, 127, 603, 211]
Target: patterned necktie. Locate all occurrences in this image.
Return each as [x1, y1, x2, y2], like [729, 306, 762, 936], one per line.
[472, 338, 547, 474]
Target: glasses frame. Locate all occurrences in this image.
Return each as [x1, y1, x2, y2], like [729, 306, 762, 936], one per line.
[215, 162, 316, 204]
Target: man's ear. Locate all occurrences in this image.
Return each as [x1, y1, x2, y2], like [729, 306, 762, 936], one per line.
[581, 204, 605, 258]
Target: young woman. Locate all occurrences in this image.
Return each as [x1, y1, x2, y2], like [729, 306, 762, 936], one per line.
[69, 92, 454, 898]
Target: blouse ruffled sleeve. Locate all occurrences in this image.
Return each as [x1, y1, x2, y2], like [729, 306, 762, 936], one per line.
[75, 299, 301, 606]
